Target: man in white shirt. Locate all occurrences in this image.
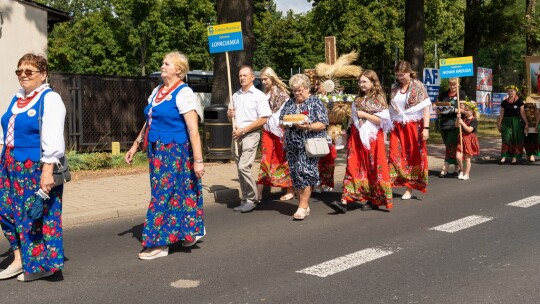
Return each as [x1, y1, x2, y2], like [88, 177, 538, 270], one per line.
[227, 66, 272, 212]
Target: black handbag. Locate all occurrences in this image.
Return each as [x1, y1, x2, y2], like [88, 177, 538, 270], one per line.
[53, 156, 71, 185]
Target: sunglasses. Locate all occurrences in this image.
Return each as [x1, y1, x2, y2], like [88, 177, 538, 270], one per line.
[15, 69, 41, 77]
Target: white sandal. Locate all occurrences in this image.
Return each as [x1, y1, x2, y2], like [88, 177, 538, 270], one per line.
[280, 193, 295, 201]
[138, 246, 168, 260]
[293, 207, 310, 220]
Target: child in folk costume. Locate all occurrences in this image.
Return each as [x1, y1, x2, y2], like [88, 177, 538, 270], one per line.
[456, 102, 480, 180]
[330, 70, 393, 213]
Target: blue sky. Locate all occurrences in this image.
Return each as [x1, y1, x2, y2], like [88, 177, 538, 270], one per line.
[274, 0, 312, 13]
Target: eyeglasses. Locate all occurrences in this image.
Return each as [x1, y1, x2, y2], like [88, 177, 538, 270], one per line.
[15, 69, 41, 77]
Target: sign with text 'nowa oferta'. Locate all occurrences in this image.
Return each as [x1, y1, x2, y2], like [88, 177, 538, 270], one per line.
[207, 22, 244, 54]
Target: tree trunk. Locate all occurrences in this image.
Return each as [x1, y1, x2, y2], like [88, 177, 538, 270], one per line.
[404, 0, 425, 76]
[526, 0, 537, 56]
[211, 0, 256, 105]
[461, 0, 483, 97]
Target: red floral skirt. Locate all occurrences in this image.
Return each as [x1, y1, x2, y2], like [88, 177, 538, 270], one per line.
[257, 130, 292, 188]
[342, 126, 393, 208]
[318, 144, 336, 188]
[389, 120, 428, 192]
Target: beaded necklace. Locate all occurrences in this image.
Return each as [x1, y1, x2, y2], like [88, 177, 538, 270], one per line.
[154, 79, 183, 103]
[17, 87, 43, 108]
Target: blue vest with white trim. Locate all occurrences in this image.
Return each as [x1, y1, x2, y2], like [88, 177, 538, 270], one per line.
[144, 84, 189, 145]
[1, 89, 50, 162]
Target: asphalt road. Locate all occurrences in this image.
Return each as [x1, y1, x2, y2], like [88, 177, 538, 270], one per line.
[1, 160, 540, 303]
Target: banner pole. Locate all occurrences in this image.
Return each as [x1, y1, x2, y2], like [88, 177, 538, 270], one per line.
[457, 84, 463, 166]
[226, 51, 238, 155]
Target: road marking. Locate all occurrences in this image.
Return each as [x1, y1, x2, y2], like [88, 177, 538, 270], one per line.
[429, 215, 494, 233]
[296, 247, 395, 278]
[170, 279, 200, 288]
[507, 196, 540, 208]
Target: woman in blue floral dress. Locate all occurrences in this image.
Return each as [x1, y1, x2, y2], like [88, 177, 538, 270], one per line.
[125, 51, 205, 260]
[0, 53, 66, 282]
[279, 74, 329, 220]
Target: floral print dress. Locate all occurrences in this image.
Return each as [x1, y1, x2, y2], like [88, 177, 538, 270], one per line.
[143, 141, 204, 247]
[279, 95, 329, 189]
[141, 85, 204, 248]
[0, 155, 64, 274]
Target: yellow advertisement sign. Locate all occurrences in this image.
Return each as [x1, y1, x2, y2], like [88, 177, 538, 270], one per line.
[439, 56, 473, 67]
[207, 22, 242, 36]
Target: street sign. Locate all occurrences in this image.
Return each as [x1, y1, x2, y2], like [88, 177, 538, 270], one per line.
[439, 56, 474, 78]
[207, 22, 244, 54]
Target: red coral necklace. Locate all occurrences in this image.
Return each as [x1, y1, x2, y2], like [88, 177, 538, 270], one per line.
[154, 79, 183, 103]
[17, 89, 42, 108]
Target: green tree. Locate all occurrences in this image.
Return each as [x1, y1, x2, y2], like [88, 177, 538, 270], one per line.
[462, 0, 521, 95]
[424, 0, 465, 66]
[404, 0, 425, 73]
[307, 0, 404, 87]
[40, 0, 214, 76]
[211, 0, 257, 105]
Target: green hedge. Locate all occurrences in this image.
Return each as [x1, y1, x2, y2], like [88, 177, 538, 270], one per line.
[66, 150, 148, 171]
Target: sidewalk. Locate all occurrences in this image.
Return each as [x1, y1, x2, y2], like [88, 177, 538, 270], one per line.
[61, 138, 502, 226]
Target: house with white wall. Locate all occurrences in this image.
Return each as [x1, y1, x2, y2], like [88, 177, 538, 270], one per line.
[0, 0, 69, 115]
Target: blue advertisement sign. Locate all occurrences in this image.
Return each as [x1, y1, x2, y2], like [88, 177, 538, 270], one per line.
[207, 22, 244, 54]
[439, 57, 474, 78]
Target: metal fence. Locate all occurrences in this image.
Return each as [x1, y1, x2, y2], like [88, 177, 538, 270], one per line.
[49, 73, 160, 152]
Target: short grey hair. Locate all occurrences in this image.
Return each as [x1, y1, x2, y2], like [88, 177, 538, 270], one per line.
[289, 74, 311, 90]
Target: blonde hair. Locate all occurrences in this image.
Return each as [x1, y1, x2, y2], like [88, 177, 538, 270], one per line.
[260, 67, 289, 95]
[164, 51, 189, 80]
[448, 77, 460, 85]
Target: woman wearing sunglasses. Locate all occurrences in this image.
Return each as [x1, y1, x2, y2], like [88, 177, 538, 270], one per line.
[0, 53, 66, 281]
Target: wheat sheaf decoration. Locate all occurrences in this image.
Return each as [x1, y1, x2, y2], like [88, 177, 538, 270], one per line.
[315, 50, 363, 93]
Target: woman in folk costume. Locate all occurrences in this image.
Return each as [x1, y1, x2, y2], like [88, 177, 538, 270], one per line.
[388, 60, 431, 200]
[330, 70, 392, 213]
[125, 51, 205, 260]
[256, 67, 294, 201]
[497, 85, 528, 164]
[0, 53, 66, 282]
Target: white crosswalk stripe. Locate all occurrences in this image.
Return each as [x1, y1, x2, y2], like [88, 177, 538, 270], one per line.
[429, 215, 494, 233]
[296, 247, 396, 278]
[506, 196, 540, 208]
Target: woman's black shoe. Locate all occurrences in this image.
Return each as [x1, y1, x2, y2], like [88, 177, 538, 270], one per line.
[330, 201, 347, 213]
[361, 202, 379, 211]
